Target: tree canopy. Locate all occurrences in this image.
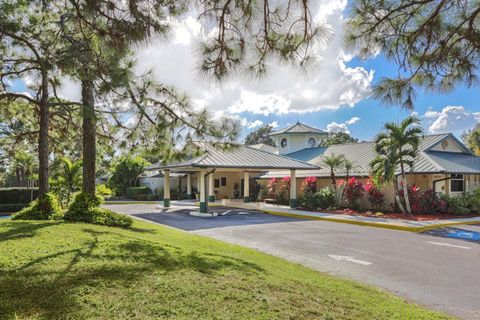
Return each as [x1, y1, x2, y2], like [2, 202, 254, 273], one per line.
[347, 1, 480, 109]
[320, 133, 358, 146]
[244, 124, 276, 146]
[463, 124, 480, 156]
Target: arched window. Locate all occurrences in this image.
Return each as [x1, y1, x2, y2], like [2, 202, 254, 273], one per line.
[307, 137, 316, 148]
[280, 138, 287, 148]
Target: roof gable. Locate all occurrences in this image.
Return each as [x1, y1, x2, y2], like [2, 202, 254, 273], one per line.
[270, 122, 326, 136]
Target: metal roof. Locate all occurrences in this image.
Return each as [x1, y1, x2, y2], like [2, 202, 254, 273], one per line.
[151, 143, 319, 171]
[426, 151, 480, 174]
[270, 121, 327, 136]
[285, 147, 328, 161]
[260, 133, 480, 178]
[247, 143, 278, 154]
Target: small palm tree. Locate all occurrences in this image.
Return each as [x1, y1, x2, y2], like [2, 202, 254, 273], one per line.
[371, 116, 423, 215]
[323, 153, 346, 192]
[52, 157, 83, 207]
[340, 159, 353, 205]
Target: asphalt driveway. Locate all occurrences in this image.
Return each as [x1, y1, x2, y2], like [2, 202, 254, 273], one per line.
[106, 203, 480, 319]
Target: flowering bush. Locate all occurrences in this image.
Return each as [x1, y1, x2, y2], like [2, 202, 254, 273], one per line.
[267, 178, 277, 194]
[281, 176, 291, 192]
[365, 178, 384, 210]
[398, 185, 447, 215]
[344, 177, 364, 210]
[302, 176, 317, 193]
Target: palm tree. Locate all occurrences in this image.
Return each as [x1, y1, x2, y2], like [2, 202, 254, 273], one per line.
[340, 159, 353, 205]
[53, 157, 83, 207]
[323, 153, 346, 192]
[371, 116, 423, 215]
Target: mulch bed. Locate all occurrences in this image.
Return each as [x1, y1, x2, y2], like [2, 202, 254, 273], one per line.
[302, 208, 478, 221]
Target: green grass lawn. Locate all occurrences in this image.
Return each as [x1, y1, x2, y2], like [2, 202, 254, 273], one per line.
[0, 220, 451, 320]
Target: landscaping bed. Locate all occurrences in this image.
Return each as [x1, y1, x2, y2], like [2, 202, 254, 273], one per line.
[302, 207, 480, 221]
[0, 219, 450, 319]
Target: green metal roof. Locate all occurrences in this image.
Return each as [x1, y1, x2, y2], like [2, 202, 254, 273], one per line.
[260, 134, 480, 178]
[150, 143, 319, 171]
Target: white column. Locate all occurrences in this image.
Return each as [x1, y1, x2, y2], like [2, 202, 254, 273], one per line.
[208, 173, 215, 202]
[199, 171, 207, 213]
[290, 169, 297, 208]
[243, 171, 250, 202]
[163, 170, 170, 207]
[186, 174, 192, 199]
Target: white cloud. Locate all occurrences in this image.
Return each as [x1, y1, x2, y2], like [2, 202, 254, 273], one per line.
[134, 1, 373, 117]
[345, 116, 360, 125]
[325, 116, 360, 134]
[269, 121, 279, 128]
[246, 120, 263, 129]
[57, 77, 82, 102]
[422, 106, 480, 133]
[326, 121, 350, 134]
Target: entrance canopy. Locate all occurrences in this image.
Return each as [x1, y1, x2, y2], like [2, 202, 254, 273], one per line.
[148, 142, 319, 172]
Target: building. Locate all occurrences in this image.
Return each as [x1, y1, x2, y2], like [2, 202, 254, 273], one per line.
[147, 122, 480, 213]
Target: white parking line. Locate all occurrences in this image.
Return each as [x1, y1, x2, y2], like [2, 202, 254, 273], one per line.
[328, 255, 372, 266]
[427, 241, 471, 250]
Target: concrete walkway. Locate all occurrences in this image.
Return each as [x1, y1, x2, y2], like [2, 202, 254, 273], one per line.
[210, 201, 480, 232]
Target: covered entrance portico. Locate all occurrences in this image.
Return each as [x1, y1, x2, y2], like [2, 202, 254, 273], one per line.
[150, 143, 318, 214]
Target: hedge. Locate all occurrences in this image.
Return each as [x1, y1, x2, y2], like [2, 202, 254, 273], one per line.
[0, 188, 38, 204]
[0, 203, 27, 213]
[125, 187, 151, 199]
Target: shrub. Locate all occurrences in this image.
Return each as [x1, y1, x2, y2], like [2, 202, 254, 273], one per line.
[96, 184, 114, 199]
[407, 187, 445, 215]
[298, 191, 318, 210]
[0, 187, 38, 204]
[298, 187, 335, 210]
[126, 187, 151, 199]
[344, 177, 364, 210]
[108, 156, 150, 195]
[365, 178, 385, 210]
[65, 192, 133, 228]
[137, 194, 158, 201]
[317, 187, 336, 209]
[12, 193, 63, 220]
[88, 207, 133, 228]
[439, 193, 475, 215]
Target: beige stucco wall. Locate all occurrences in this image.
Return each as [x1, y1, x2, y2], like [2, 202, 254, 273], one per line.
[274, 133, 325, 154]
[256, 173, 480, 210]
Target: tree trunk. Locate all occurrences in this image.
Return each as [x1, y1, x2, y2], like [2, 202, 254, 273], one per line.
[393, 176, 407, 215]
[401, 165, 412, 215]
[81, 80, 96, 196]
[38, 66, 50, 197]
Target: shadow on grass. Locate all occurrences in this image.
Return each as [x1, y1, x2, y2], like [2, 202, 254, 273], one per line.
[0, 228, 265, 319]
[0, 221, 61, 241]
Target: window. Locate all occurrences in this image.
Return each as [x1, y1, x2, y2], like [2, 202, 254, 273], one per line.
[221, 177, 227, 186]
[214, 179, 220, 188]
[307, 137, 316, 148]
[450, 174, 464, 192]
[280, 138, 287, 148]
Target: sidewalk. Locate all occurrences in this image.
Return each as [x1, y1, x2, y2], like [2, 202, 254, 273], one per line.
[209, 201, 480, 232]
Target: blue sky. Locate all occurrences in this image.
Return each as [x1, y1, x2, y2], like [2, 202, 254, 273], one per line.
[237, 54, 480, 141]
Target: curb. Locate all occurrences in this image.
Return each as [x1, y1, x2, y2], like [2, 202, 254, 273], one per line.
[104, 201, 161, 205]
[192, 202, 480, 232]
[260, 209, 480, 233]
